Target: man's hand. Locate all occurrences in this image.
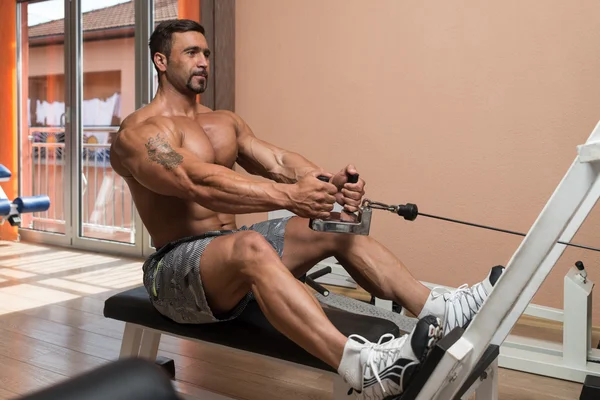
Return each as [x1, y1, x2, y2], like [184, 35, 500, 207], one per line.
[287, 172, 338, 219]
[331, 165, 366, 213]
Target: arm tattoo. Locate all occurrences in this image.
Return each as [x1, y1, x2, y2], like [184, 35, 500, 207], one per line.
[145, 133, 183, 170]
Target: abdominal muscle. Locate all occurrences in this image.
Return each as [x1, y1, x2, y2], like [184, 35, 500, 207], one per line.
[126, 177, 237, 249]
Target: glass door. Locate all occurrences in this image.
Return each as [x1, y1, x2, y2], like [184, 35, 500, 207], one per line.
[18, 0, 156, 257]
[72, 0, 141, 254]
[17, 0, 71, 247]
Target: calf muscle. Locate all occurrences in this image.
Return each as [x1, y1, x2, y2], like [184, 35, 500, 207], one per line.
[199, 231, 347, 369]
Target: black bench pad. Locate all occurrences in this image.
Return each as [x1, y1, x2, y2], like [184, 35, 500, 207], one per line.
[104, 286, 400, 373]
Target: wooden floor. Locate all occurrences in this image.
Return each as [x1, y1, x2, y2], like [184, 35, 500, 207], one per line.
[0, 240, 585, 399]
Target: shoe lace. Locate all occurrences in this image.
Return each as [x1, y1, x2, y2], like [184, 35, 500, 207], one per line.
[347, 333, 412, 395]
[432, 283, 487, 329]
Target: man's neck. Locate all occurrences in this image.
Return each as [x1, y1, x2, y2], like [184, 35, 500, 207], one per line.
[154, 83, 198, 117]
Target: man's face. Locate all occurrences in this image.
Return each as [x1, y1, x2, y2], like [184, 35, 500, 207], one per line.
[164, 31, 211, 94]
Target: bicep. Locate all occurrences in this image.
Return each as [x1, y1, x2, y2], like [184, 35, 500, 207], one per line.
[124, 147, 196, 198]
[116, 130, 199, 199]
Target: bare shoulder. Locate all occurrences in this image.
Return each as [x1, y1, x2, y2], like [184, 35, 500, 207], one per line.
[110, 115, 181, 175]
[115, 117, 180, 152]
[118, 104, 154, 131]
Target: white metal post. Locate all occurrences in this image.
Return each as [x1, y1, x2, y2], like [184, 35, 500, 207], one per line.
[119, 323, 143, 358]
[415, 121, 600, 400]
[474, 359, 498, 400]
[563, 266, 594, 368]
[138, 329, 161, 361]
[493, 168, 600, 347]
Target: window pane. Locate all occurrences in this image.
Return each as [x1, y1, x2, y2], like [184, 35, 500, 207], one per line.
[80, 0, 136, 244]
[20, 0, 67, 234]
[153, 0, 180, 96]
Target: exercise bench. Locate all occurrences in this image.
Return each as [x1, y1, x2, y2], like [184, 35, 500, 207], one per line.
[104, 284, 500, 399]
[104, 285, 398, 399]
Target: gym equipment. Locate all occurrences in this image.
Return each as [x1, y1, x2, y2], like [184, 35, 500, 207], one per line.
[16, 357, 181, 400]
[104, 287, 398, 399]
[104, 287, 499, 399]
[309, 173, 374, 235]
[302, 265, 332, 296]
[0, 164, 11, 182]
[102, 120, 600, 399]
[307, 121, 600, 398]
[412, 120, 600, 399]
[311, 191, 600, 252]
[0, 164, 50, 227]
[581, 375, 600, 400]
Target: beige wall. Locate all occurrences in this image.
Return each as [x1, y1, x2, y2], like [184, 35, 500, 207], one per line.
[235, 1, 600, 321]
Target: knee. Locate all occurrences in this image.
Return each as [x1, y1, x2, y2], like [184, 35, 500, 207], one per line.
[232, 231, 284, 282]
[232, 231, 279, 270]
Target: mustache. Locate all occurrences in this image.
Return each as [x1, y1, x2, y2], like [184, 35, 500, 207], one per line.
[191, 70, 208, 77]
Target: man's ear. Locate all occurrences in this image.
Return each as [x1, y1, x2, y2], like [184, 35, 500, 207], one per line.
[153, 52, 168, 72]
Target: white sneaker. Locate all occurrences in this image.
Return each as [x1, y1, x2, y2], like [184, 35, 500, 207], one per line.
[421, 265, 505, 335]
[340, 315, 443, 399]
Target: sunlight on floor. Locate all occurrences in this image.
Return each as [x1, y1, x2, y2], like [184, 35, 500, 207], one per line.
[4, 253, 122, 275]
[0, 242, 52, 256]
[38, 278, 108, 294]
[1, 250, 87, 268]
[0, 241, 143, 316]
[0, 288, 73, 314]
[66, 262, 143, 288]
[1, 284, 81, 302]
[0, 268, 37, 279]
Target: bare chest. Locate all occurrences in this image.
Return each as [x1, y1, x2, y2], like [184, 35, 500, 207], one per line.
[179, 118, 238, 168]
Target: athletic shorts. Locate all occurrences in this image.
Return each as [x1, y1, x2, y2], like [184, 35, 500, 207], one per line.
[142, 217, 292, 324]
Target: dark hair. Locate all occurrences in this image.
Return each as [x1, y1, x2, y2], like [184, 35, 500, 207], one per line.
[149, 19, 206, 73]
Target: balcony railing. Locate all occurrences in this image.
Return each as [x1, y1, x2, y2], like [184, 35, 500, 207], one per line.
[26, 126, 135, 243]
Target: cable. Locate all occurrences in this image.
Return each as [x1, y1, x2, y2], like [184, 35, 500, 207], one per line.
[418, 212, 600, 253]
[367, 199, 600, 254]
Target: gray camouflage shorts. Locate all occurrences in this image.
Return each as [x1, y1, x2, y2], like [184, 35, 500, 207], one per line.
[142, 217, 292, 324]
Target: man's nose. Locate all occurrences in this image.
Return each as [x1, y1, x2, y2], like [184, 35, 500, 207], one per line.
[197, 55, 208, 68]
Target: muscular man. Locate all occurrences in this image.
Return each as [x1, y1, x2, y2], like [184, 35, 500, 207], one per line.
[110, 19, 504, 399]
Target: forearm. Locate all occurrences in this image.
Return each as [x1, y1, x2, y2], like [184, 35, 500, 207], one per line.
[237, 134, 324, 184]
[188, 167, 292, 214]
[267, 151, 323, 184]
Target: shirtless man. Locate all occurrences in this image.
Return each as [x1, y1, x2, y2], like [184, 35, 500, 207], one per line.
[110, 19, 504, 399]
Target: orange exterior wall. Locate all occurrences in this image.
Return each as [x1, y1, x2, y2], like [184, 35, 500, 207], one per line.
[0, 0, 18, 241]
[178, 0, 200, 22]
[28, 38, 137, 118]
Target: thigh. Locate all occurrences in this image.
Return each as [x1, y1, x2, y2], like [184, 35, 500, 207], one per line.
[199, 230, 281, 316]
[276, 216, 347, 277]
[150, 231, 273, 323]
[149, 236, 229, 324]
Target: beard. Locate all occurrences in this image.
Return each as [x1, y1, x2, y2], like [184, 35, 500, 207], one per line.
[186, 73, 207, 94]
